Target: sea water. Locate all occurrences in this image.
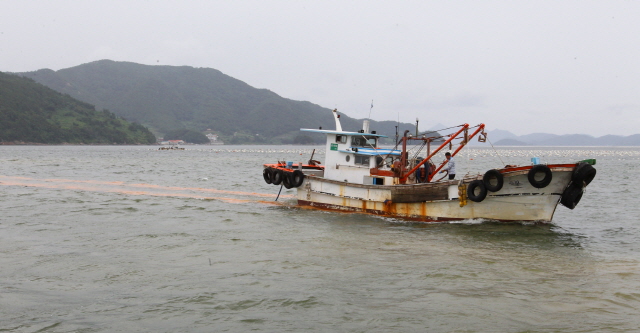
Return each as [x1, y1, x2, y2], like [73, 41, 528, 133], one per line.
[0, 145, 639, 332]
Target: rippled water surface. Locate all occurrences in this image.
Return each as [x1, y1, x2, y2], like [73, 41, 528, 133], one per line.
[1, 145, 639, 332]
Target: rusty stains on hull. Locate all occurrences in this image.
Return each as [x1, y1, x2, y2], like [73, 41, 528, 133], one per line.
[298, 199, 459, 223]
[297, 199, 554, 223]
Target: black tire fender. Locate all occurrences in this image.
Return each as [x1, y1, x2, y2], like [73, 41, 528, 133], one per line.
[483, 169, 504, 192]
[282, 171, 293, 189]
[467, 180, 488, 202]
[271, 169, 283, 185]
[528, 165, 552, 188]
[291, 170, 305, 187]
[263, 168, 273, 184]
[573, 162, 596, 186]
[560, 183, 584, 210]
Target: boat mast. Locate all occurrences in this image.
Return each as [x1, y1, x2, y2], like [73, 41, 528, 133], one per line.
[395, 113, 399, 143]
[400, 130, 410, 177]
[332, 109, 343, 132]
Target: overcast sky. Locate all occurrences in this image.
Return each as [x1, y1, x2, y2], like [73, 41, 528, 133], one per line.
[1, 1, 638, 136]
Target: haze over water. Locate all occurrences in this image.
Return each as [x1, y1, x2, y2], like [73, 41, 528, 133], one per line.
[1, 145, 639, 332]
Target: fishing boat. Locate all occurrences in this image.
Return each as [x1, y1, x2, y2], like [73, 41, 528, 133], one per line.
[158, 144, 185, 150]
[262, 109, 596, 222]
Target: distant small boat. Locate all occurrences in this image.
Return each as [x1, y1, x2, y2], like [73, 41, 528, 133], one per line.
[262, 109, 596, 222]
[158, 145, 185, 150]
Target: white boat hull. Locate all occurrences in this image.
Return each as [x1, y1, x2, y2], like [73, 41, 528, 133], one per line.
[296, 167, 574, 222]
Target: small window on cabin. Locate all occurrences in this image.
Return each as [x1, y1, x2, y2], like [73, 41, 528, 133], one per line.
[336, 135, 347, 143]
[354, 155, 370, 166]
[367, 137, 377, 147]
[385, 156, 395, 167]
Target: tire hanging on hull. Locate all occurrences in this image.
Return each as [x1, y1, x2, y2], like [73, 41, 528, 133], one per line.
[483, 169, 504, 192]
[528, 165, 552, 188]
[263, 167, 305, 188]
[291, 170, 305, 187]
[573, 162, 596, 186]
[263, 168, 273, 184]
[467, 180, 487, 202]
[560, 183, 584, 209]
[271, 169, 284, 185]
[282, 171, 294, 189]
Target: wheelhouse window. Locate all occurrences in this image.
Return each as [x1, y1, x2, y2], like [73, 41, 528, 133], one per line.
[336, 135, 347, 143]
[354, 155, 370, 166]
[351, 136, 377, 147]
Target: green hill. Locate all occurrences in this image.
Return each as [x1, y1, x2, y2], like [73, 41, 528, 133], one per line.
[18, 60, 420, 144]
[0, 71, 156, 144]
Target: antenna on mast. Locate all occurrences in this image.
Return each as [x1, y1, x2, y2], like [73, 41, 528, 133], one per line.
[368, 100, 373, 119]
[395, 112, 399, 143]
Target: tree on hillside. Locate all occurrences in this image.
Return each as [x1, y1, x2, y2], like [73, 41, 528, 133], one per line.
[0, 72, 156, 144]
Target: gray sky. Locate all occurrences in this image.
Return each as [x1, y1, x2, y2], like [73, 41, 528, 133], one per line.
[1, 1, 638, 136]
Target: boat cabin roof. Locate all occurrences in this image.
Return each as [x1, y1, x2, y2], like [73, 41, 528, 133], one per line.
[300, 128, 388, 137]
[338, 147, 401, 156]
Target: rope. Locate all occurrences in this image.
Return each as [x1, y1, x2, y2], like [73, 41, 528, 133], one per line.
[275, 184, 283, 201]
[487, 136, 506, 167]
[422, 124, 465, 134]
[420, 124, 484, 141]
[434, 170, 448, 182]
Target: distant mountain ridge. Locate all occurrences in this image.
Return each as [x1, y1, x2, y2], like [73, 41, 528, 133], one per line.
[18, 60, 635, 146]
[18, 60, 419, 144]
[489, 129, 640, 146]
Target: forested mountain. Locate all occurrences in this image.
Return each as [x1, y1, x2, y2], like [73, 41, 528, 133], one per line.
[18, 60, 418, 144]
[0, 72, 156, 144]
